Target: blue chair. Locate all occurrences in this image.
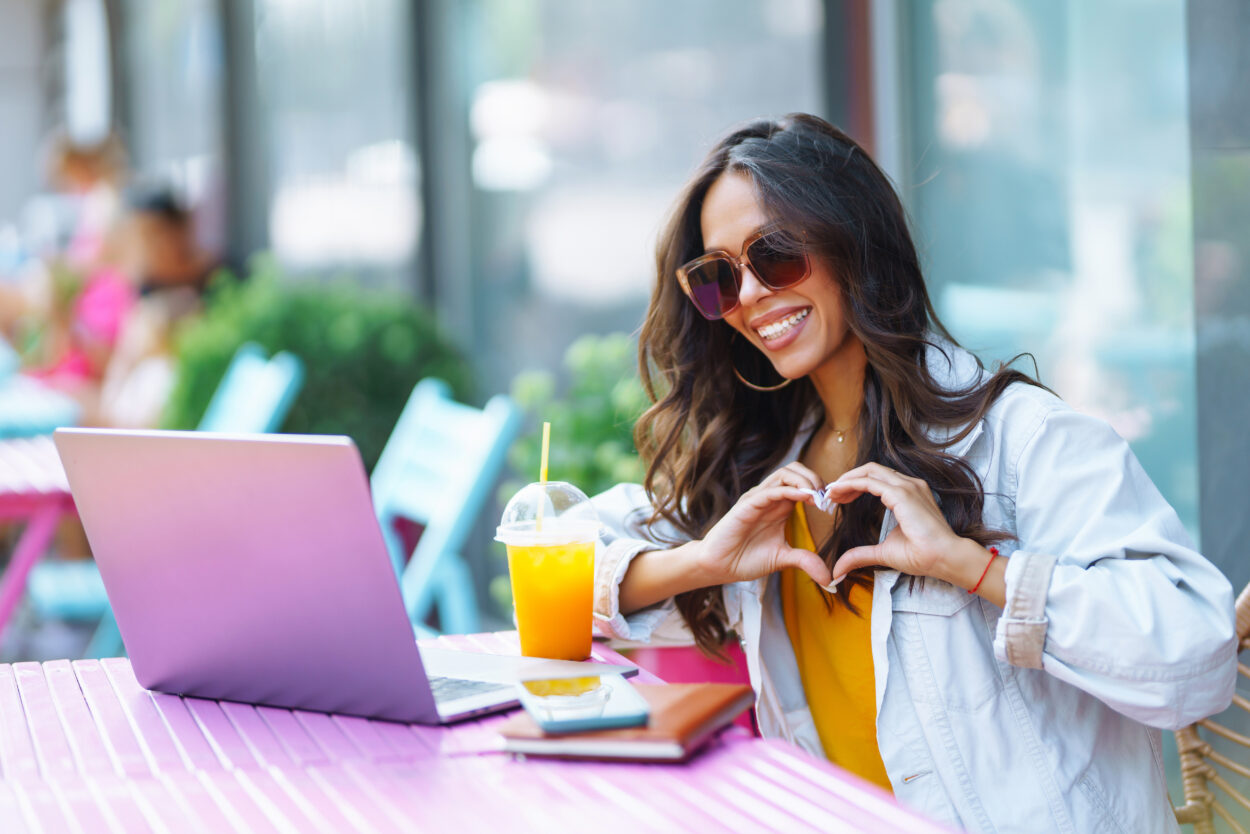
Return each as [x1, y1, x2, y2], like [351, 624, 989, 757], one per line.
[371, 378, 521, 636]
[0, 337, 81, 439]
[26, 342, 305, 657]
[0, 337, 17, 377]
[195, 343, 304, 434]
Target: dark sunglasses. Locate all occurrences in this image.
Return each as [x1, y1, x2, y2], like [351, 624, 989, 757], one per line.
[675, 228, 811, 320]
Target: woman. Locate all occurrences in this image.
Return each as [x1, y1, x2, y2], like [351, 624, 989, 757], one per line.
[592, 113, 1235, 832]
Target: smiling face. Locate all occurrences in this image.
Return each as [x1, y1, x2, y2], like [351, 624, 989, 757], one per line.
[699, 170, 861, 384]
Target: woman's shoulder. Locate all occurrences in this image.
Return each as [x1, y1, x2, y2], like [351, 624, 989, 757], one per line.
[591, 482, 653, 529]
[984, 377, 1068, 432]
[591, 482, 690, 547]
[981, 378, 1143, 481]
[925, 338, 1069, 449]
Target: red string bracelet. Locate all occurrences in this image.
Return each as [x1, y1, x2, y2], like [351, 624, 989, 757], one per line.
[968, 547, 999, 594]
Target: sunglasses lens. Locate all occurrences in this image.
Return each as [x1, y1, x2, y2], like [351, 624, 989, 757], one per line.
[747, 233, 809, 289]
[683, 259, 738, 319]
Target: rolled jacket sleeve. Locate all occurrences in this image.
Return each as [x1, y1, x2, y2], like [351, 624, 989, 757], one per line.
[591, 483, 694, 645]
[994, 403, 1237, 729]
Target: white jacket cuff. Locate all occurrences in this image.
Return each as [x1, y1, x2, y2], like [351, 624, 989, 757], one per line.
[995, 550, 1058, 669]
[594, 537, 672, 642]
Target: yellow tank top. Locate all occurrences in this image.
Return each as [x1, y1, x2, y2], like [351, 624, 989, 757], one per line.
[781, 503, 892, 791]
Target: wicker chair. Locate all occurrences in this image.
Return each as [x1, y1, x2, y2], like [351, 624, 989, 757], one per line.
[1174, 582, 1250, 833]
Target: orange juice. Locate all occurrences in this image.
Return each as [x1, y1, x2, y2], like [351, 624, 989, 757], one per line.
[521, 676, 601, 696]
[506, 539, 595, 659]
[496, 480, 600, 660]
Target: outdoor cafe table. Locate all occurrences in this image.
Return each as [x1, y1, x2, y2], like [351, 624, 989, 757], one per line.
[0, 633, 950, 833]
[0, 363, 82, 640]
[0, 435, 74, 640]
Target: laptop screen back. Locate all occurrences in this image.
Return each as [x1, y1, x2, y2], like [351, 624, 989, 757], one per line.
[54, 428, 438, 722]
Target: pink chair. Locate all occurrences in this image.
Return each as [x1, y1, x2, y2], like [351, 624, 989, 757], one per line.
[621, 642, 758, 733]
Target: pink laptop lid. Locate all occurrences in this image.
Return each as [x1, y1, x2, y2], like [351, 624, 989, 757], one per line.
[53, 428, 440, 723]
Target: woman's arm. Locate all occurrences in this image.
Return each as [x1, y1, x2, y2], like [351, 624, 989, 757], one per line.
[824, 398, 1235, 729]
[827, 465, 1010, 606]
[997, 405, 1235, 729]
[592, 483, 693, 643]
[594, 465, 836, 625]
[617, 540, 715, 614]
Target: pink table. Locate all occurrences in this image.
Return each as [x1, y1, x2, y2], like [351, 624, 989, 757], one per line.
[0, 633, 949, 833]
[0, 436, 74, 638]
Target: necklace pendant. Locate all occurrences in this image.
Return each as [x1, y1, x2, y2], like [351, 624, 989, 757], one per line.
[836, 432, 844, 443]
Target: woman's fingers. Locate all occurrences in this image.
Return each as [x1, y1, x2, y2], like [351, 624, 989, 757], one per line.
[834, 463, 929, 500]
[832, 542, 888, 582]
[823, 475, 900, 507]
[781, 546, 834, 588]
[723, 485, 812, 531]
[784, 461, 825, 489]
[839, 462, 914, 486]
[748, 484, 816, 504]
[743, 485, 816, 517]
[825, 464, 934, 511]
[764, 462, 824, 492]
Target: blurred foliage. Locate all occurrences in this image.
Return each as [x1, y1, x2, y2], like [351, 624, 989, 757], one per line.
[489, 332, 649, 616]
[13, 260, 85, 364]
[47, 259, 87, 311]
[502, 331, 648, 498]
[162, 255, 472, 470]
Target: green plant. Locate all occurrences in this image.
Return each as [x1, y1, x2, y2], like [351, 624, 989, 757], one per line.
[504, 332, 648, 497]
[162, 255, 472, 470]
[489, 332, 649, 615]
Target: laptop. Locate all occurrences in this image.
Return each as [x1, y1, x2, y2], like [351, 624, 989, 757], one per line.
[53, 428, 634, 724]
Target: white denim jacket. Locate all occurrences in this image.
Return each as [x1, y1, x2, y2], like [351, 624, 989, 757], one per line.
[592, 341, 1236, 834]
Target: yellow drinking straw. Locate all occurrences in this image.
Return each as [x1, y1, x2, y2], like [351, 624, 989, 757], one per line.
[540, 421, 551, 484]
[536, 421, 551, 531]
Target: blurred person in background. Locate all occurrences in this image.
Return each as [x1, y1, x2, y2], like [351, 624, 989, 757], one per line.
[20, 130, 133, 394]
[7, 141, 212, 428]
[47, 131, 128, 266]
[592, 114, 1234, 832]
[126, 184, 216, 297]
[93, 184, 214, 429]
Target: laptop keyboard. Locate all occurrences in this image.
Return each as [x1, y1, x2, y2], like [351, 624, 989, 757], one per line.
[428, 675, 513, 703]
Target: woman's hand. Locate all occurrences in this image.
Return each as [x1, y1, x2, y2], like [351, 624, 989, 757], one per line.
[825, 462, 992, 590]
[694, 462, 834, 589]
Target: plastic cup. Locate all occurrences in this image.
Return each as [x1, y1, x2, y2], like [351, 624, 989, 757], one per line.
[496, 481, 601, 660]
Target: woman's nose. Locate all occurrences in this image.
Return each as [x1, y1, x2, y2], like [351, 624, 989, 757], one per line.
[736, 264, 774, 307]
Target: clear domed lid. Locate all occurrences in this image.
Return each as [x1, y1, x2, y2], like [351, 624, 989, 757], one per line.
[496, 481, 601, 544]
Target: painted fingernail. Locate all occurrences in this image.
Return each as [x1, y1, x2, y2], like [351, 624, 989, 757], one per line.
[821, 576, 844, 593]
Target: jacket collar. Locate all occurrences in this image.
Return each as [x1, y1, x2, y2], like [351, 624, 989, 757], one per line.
[920, 335, 990, 455]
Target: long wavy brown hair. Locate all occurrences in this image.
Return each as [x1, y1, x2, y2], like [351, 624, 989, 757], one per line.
[635, 114, 1044, 655]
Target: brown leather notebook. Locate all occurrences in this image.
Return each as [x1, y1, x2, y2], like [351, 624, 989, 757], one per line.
[497, 682, 754, 762]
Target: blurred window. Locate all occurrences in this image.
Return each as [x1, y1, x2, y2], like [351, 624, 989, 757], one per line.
[453, 0, 825, 392]
[0, 2, 47, 246]
[253, 0, 417, 276]
[898, 0, 1198, 536]
[120, 0, 226, 250]
[64, 0, 112, 148]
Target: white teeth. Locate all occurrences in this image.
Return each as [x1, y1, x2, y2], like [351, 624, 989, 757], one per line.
[756, 309, 810, 341]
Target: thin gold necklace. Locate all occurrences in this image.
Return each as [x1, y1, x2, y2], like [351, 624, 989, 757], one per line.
[827, 423, 851, 444]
